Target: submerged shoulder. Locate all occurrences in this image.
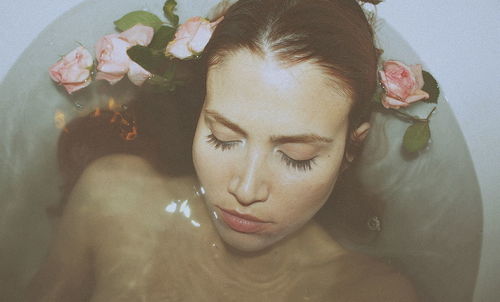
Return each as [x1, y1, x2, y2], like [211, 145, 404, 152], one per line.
[70, 154, 192, 216]
[82, 153, 160, 183]
[79, 153, 177, 193]
[329, 251, 420, 302]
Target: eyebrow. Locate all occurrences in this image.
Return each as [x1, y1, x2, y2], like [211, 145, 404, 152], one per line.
[204, 109, 333, 144]
[270, 133, 333, 144]
[205, 109, 247, 135]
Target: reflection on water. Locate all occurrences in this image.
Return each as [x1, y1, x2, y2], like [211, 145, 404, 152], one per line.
[164, 199, 202, 227]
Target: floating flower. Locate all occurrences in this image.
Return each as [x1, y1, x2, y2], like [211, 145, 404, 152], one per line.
[49, 46, 93, 94]
[95, 24, 154, 86]
[379, 60, 429, 109]
[166, 16, 223, 59]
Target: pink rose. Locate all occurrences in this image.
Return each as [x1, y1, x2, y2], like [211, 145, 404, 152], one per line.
[379, 60, 430, 109]
[95, 24, 154, 86]
[49, 46, 93, 94]
[166, 16, 224, 59]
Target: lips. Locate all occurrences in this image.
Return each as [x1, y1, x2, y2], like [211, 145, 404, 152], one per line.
[217, 207, 271, 233]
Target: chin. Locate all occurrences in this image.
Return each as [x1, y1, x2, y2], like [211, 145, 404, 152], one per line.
[212, 217, 294, 254]
[217, 227, 281, 253]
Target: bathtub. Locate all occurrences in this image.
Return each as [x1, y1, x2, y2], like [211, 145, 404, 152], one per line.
[0, 0, 498, 301]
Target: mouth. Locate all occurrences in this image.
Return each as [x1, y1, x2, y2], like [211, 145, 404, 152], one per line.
[217, 206, 271, 234]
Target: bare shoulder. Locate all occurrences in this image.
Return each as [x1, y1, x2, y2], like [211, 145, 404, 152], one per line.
[25, 154, 156, 301]
[327, 251, 420, 302]
[77, 153, 164, 197]
[73, 154, 196, 215]
[63, 153, 201, 246]
[26, 154, 199, 301]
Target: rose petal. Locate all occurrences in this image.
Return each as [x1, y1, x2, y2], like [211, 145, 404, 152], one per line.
[166, 37, 193, 59]
[95, 33, 120, 56]
[188, 22, 213, 53]
[410, 64, 425, 90]
[379, 69, 388, 86]
[127, 61, 151, 86]
[96, 35, 130, 67]
[74, 46, 94, 68]
[189, 17, 223, 53]
[49, 61, 65, 82]
[64, 68, 90, 84]
[119, 24, 154, 46]
[179, 17, 205, 38]
[63, 80, 92, 94]
[97, 61, 128, 74]
[381, 95, 410, 109]
[405, 89, 430, 104]
[95, 71, 125, 85]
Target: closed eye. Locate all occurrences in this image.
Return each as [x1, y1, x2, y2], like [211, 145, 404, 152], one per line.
[206, 134, 239, 151]
[279, 151, 316, 172]
[207, 133, 316, 172]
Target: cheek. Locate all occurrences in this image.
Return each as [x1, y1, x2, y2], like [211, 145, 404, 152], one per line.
[275, 154, 343, 223]
[282, 175, 336, 214]
[192, 130, 231, 194]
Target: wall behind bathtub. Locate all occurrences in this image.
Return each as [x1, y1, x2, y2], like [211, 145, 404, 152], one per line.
[1, 0, 499, 301]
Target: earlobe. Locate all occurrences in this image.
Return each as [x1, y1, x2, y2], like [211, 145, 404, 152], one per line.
[351, 122, 371, 143]
[341, 122, 371, 173]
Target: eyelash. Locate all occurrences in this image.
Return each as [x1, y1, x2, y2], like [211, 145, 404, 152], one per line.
[206, 134, 316, 172]
[279, 152, 316, 172]
[206, 133, 240, 151]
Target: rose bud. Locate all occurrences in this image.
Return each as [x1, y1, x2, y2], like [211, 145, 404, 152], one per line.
[166, 16, 224, 59]
[49, 46, 93, 94]
[379, 60, 430, 109]
[95, 24, 154, 86]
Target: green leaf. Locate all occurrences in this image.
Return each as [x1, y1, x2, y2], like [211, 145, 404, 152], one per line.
[163, 61, 177, 81]
[144, 74, 176, 93]
[146, 74, 170, 86]
[372, 86, 384, 104]
[127, 45, 169, 74]
[149, 26, 176, 50]
[422, 70, 440, 104]
[114, 11, 163, 31]
[127, 45, 156, 71]
[403, 121, 431, 153]
[163, 0, 179, 27]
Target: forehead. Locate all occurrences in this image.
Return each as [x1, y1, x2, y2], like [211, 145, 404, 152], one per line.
[206, 50, 352, 133]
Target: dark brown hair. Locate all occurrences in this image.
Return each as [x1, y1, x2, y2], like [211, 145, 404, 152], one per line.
[203, 0, 380, 165]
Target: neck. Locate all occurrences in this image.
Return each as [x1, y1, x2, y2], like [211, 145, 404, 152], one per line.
[219, 234, 294, 278]
[188, 184, 346, 279]
[212, 220, 345, 280]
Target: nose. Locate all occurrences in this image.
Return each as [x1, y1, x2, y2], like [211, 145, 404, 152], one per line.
[228, 150, 270, 206]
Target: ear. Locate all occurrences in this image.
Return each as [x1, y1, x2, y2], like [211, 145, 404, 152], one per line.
[343, 122, 371, 167]
[351, 122, 371, 144]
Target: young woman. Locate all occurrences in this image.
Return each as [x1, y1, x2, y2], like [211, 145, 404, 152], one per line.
[27, 0, 419, 300]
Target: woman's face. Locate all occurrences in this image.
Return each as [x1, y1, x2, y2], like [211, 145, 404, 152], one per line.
[192, 50, 353, 252]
